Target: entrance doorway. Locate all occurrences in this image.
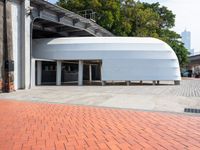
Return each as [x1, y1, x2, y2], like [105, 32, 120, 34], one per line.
[41, 61, 56, 85]
[35, 60, 102, 86]
[61, 61, 78, 85]
[83, 60, 102, 85]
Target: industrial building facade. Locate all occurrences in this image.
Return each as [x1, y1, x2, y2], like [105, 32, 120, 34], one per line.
[0, 0, 112, 92]
[0, 0, 181, 93]
[33, 37, 181, 86]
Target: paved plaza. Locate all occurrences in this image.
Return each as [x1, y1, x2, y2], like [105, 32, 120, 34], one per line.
[0, 100, 200, 150]
[0, 79, 200, 113]
[0, 79, 200, 150]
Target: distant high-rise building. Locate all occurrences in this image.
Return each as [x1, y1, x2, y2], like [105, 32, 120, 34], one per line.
[191, 49, 195, 55]
[181, 30, 193, 55]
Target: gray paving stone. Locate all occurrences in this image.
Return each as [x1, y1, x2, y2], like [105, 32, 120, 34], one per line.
[0, 79, 200, 113]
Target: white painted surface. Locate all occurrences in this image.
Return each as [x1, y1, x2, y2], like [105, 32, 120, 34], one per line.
[37, 61, 42, 85]
[89, 64, 92, 82]
[56, 61, 61, 86]
[78, 60, 83, 85]
[12, 1, 21, 90]
[33, 37, 181, 81]
[31, 59, 35, 87]
[21, 0, 31, 89]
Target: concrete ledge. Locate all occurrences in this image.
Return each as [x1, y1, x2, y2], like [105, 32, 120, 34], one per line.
[126, 81, 131, 86]
[174, 80, 181, 85]
[102, 81, 106, 86]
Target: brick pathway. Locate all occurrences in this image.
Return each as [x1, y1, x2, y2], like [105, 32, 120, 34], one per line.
[0, 100, 200, 150]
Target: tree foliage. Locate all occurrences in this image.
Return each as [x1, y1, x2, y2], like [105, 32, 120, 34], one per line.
[57, 0, 189, 67]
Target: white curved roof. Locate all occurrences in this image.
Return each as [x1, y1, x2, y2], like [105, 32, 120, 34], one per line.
[33, 37, 181, 81]
[33, 37, 177, 59]
[45, 37, 166, 44]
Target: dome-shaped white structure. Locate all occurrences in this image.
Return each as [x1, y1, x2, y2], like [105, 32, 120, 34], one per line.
[33, 37, 181, 84]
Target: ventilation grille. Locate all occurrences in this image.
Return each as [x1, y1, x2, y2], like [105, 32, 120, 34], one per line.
[184, 108, 200, 114]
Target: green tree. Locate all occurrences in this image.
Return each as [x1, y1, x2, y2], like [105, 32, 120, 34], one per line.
[143, 2, 189, 67]
[57, 0, 188, 67]
[57, 0, 121, 31]
[143, 2, 175, 29]
[159, 29, 189, 67]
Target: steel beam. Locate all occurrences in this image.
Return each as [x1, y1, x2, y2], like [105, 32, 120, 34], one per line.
[30, 0, 113, 37]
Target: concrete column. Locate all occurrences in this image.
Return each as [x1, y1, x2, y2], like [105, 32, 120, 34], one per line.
[31, 59, 35, 87]
[126, 81, 131, 86]
[0, 1, 4, 91]
[89, 64, 92, 82]
[102, 81, 106, 86]
[21, 0, 31, 89]
[100, 62, 103, 81]
[174, 80, 180, 85]
[56, 61, 62, 86]
[78, 60, 83, 86]
[100, 62, 105, 86]
[37, 61, 42, 85]
[192, 66, 195, 77]
[1, 0, 14, 92]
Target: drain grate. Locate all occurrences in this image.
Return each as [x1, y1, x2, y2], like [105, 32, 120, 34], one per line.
[184, 108, 200, 114]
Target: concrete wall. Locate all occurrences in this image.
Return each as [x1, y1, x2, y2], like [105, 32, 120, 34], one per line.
[11, 0, 31, 90]
[3, 1, 14, 92]
[21, 0, 31, 89]
[102, 59, 180, 81]
[0, 0, 15, 92]
[12, 0, 22, 89]
[6, 0, 14, 91]
[1, 0, 114, 91]
[0, 1, 4, 91]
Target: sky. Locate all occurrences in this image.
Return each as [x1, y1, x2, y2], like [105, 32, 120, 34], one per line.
[48, 0, 200, 53]
[141, 0, 200, 53]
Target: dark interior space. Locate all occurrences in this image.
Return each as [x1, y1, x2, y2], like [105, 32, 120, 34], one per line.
[41, 61, 56, 84]
[61, 62, 78, 83]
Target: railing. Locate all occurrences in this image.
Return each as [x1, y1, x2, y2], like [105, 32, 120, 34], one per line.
[77, 9, 96, 22]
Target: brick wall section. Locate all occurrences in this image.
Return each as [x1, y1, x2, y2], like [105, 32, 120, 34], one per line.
[0, 1, 4, 92]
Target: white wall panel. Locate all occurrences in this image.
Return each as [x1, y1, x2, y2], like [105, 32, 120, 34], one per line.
[102, 59, 180, 81]
[12, 1, 22, 90]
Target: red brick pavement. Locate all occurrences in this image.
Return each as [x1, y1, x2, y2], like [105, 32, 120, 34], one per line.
[0, 100, 200, 150]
